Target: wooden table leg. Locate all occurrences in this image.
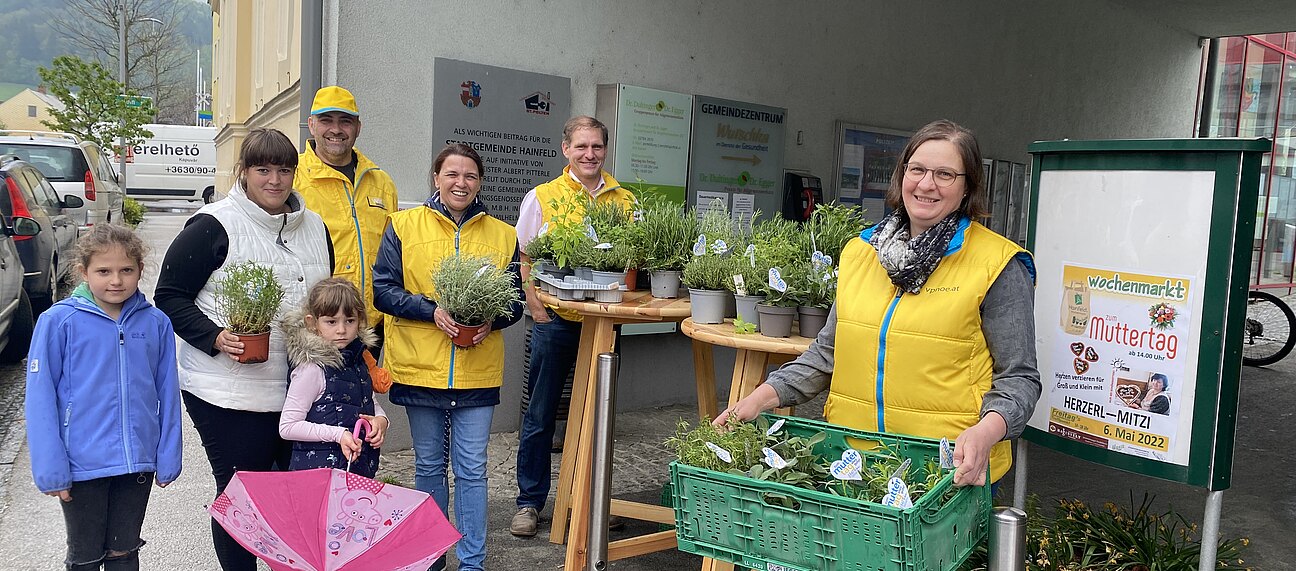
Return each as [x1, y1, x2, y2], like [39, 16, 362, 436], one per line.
[701, 349, 774, 571]
[564, 316, 618, 571]
[549, 320, 599, 545]
[692, 339, 718, 420]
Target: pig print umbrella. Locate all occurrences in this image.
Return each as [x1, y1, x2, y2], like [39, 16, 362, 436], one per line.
[210, 467, 460, 570]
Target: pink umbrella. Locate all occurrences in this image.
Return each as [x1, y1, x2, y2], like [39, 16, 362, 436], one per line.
[209, 421, 459, 570]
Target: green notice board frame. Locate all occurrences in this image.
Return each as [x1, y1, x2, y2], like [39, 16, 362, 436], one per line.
[1023, 138, 1269, 491]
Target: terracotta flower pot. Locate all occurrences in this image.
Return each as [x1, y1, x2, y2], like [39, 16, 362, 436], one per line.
[234, 332, 271, 364]
[624, 268, 640, 291]
[452, 322, 489, 348]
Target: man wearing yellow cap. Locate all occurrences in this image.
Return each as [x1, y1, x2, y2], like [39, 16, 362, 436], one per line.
[297, 86, 399, 338]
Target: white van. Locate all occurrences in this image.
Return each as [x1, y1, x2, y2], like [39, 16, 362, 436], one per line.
[124, 124, 217, 203]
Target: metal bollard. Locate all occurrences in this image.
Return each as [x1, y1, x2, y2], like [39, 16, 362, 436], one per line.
[587, 353, 619, 571]
[989, 506, 1027, 571]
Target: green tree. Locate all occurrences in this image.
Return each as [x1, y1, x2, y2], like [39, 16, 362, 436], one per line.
[37, 55, 154, 152]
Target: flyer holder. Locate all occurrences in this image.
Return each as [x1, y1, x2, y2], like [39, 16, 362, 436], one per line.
[1017, 138, 1269, 571]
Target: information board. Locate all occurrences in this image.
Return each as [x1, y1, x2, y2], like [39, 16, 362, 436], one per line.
[1024, 139, 1268, 490]
[431, 58, 571, 224]
[598, 84, 693, 203]
[831, 122, 909, 217]
[688, 95, 786, 220]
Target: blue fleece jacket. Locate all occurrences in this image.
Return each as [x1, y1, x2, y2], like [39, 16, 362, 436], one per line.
[25, 283, 183, 493]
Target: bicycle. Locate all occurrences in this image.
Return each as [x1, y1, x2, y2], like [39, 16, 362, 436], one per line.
[1242, 289, 1296, 367]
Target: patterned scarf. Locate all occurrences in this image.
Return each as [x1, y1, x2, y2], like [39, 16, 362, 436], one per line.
[867, 210, 962, 294]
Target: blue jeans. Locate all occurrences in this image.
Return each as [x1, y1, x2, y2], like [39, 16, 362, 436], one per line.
[406, 403, 494, 571]
[516, 311, 582, 511]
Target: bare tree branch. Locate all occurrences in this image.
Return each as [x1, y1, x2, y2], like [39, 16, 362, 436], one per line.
[50, 0, 194, 122]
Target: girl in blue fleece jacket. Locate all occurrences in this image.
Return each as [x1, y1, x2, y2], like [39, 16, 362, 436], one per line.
[25, 225, 182, 570]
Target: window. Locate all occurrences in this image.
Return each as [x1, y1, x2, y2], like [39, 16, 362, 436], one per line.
[27, 105, 36, 118]
[21, 169, 59, 209]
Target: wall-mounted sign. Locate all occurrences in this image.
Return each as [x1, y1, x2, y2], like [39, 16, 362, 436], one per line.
[1024, 138, 1269, 490]
[596, 84, 692, 202]
[832, 122, 908, 218]
[689, 95, 786, 221]
[431, 58, 571, 224]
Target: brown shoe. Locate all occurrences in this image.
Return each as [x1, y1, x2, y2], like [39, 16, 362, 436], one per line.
[511, 507, 539, 537]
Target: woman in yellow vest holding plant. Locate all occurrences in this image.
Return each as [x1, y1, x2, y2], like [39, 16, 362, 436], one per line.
[372, 143, 524, 571]
[718, 120, 1040, 488]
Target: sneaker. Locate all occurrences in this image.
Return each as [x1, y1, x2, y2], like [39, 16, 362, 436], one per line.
[511, 507, 539, 537]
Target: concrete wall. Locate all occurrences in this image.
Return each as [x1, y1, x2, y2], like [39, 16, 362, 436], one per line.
[334, 0, 1204, 432]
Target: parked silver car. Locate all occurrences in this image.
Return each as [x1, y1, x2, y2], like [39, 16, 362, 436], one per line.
[0, 131, 124, 230]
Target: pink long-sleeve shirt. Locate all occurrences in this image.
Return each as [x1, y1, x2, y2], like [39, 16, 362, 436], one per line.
[279, 363, 386, 443]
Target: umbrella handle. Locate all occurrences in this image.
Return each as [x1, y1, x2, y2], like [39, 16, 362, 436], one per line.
[344, 418, 374, 474]
[352, 417, 373, 441]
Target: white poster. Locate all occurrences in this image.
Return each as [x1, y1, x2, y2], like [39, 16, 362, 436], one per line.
[1027, 170, 1215, 466]
[695, 190, 729, 220]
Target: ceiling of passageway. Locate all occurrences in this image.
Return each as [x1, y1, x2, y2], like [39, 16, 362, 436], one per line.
[1122, 0, 1296, 37]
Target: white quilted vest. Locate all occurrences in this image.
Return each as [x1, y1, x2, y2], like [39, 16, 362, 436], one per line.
[177, 182, 332, 412]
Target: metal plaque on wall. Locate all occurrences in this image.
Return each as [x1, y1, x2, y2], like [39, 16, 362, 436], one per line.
[431, 58, 572, 224]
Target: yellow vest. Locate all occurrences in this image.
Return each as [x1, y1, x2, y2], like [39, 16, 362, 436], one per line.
[295, 144, 399, 327]
[533, 167, 635, 321]
[825, 221, 1027, 483]
[382, 206, 518, 390]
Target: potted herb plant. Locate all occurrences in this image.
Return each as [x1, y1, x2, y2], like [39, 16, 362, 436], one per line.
[750, 216, 802, 337]
[213, 261, 286, 364]
[523, 230, 559, 276]
[682, 244, 735, 324]
[790, 259, 836, 338]
[431, 253, 522, 348]
[636, 195, 696, 298]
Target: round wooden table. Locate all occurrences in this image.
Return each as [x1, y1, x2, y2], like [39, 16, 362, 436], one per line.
[680, 317, 814, 571]
[537, 290, 693, 569]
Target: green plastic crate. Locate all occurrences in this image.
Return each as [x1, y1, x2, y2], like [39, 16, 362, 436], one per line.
[670, 414, 990, 571]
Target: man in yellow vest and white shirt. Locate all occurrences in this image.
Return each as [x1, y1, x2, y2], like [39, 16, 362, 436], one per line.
[511, 116, 634, 537]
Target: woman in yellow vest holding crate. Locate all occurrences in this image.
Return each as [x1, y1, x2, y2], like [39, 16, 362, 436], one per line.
[372, 143, 524, 571]
[718, 120, 1040, 488]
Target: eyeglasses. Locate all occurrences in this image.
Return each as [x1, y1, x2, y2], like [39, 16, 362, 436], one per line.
[902, 163, 966, 188]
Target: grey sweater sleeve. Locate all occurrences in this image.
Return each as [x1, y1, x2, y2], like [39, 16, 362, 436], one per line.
[764, 304, 838, 407]
[979, 257, 1042, 440]
[762, 257, 1041, 441]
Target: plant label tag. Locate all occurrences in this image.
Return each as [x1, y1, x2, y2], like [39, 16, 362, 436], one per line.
[585, 225, 599, 241]
[473, 265, 491, 278]
[886, 477, 913, 508]
[539, 222, 550, 235]
[732, 274, 747, 296]
[761, 447, 788, 469]
[765, 418, 785, 436]
[768, 267, 788, 292]
[939, 438, 955, 470]
[830, 449, 863, 481]
[811, 250, 831, 271]
[890, 458, 911, 481]
[745, 244, 756, 267]
[693, 234, 708, 256]
[594, 242, 613, 250]
[632, 210, 643, 222]
[704, 441, 732, 464]
[711, 239, 730, 255]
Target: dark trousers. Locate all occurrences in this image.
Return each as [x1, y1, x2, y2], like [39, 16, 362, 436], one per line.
[183, 391, 291, 571]
[515, 310, 582, 510]
[59, 472, 153, 571]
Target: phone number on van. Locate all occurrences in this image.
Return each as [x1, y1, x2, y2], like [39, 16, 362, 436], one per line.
[165, 166, 216, 175]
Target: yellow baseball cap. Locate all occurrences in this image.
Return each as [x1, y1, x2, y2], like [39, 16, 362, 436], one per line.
[310, 86, 359, 116]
